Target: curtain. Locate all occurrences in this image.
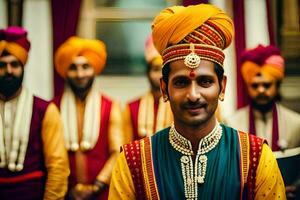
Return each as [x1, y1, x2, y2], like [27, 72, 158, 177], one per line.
[51, 0, 82, 96]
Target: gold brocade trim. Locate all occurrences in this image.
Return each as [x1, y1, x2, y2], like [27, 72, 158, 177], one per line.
[138, 92, 172, 138]
[238, 131, 250, 199]
[141, 137, 160, 199]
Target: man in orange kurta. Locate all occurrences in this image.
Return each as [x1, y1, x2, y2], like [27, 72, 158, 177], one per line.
[54, 36, 124, 200]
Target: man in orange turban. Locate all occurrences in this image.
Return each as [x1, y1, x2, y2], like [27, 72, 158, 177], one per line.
[226, 44, 300, 198]
[53, 36, 124, 200]
[0, 26, 69, 199]
[227, 44, 300, 150]
[122, 35, 172, 143]
[109, 4, 285, 200]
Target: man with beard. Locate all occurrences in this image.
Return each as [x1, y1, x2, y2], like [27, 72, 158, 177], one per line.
[53, 36, 124, 200]
[0, 27, 69, 199]
[226, 45, 300, 151]
[109, 4, 285, 199]
[122, 35, 172, 142]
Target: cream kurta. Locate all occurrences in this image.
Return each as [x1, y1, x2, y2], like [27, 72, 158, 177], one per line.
[225, 103, 300, 149]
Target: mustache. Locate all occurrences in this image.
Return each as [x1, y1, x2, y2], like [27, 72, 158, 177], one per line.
[254, 94, 270, 101]
[182, 100, 207, 109]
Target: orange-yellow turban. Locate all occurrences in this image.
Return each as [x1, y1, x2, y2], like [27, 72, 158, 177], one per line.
[55, 36, 107, 79]
[152, 4, 234, 67]
[144, 35, 163, 67]
[0, 26, 31, 66]
[241, 45, 285, 84]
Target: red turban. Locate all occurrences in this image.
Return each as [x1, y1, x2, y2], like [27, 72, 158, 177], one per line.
[241, 45, 285, 84]
[0, 26, 31, 65]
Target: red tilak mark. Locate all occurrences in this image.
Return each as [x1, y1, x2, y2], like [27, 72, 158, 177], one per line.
[189, 70, 196, 78]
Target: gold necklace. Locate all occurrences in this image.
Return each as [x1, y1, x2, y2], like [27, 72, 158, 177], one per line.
[169, 122, 222, 199]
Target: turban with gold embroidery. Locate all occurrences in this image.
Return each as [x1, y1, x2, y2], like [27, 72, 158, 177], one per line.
[55, 36, 107, 79]
[241, 45, 285, 84]
[0, 26, 31, 66]
[152, 4, 234, 67]
[144, 35, 163, 67]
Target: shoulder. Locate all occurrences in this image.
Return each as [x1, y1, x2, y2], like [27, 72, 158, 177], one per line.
[277, 103, 300, 119]
[33, 96, 50, 112]
[224, 106, 249, 124]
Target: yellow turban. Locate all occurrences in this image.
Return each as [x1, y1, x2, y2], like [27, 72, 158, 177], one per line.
[0, 26, 31, 66]
[152, 4, 234, 62]
[55, 36, 107, 79]
[241, 45, 285, 84]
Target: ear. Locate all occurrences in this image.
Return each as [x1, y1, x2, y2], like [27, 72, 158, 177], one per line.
[220, 75, 227, 97]
[160, 78, 168, 101]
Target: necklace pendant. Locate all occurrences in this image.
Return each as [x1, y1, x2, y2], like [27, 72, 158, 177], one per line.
[197, 176, 204, 184]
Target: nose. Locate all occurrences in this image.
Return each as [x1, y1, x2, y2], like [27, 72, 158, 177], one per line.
[6, 64, 13, 74]
[76, 67, 85, 78]
[187, 82, 200, 102]
[257, 85, 266, 93]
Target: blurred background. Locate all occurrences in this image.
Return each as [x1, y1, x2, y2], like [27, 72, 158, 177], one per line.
[0, 0, 299, 118]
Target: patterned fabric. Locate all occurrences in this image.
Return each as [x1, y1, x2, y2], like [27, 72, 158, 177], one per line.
[152, 4, 234, 67]
[114, 125, 285, 199]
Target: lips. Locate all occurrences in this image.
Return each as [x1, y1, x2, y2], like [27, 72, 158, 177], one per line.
[183, 102, 207, 115]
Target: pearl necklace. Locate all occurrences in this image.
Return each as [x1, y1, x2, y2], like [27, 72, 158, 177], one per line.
[169, 122, 222, 200]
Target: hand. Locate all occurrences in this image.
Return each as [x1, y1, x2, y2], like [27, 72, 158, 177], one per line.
[286, 185, 297, 199]
[71, 184, 96, 200]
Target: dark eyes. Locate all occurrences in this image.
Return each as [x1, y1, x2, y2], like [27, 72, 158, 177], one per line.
[172, 77, 213, 88]
[69, 63, 91, 70]
[251, 83, 272, 89]
[0, 61, 21, 68]
[173, 78, 189, 87]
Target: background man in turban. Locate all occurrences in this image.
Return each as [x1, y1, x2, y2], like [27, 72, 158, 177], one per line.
[226, 44, 300, 198]
[226, 44, 300, 150]
[0, 26, 69, 199]
[109, 4, 285, 199]
[53, 36, 124, 200]
[122, 35, 172, 142]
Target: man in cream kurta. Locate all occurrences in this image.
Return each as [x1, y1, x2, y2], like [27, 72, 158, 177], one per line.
[54, 36, 124, 200]
[0, 27, 69, 199]
[225, 45, 300, 150]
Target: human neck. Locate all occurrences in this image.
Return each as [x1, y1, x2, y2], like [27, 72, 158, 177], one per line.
[174, 117, 217, 153]
[151, 89, 161, 101]
[73, 89, 91, 101]
[0, 87, 22, 101]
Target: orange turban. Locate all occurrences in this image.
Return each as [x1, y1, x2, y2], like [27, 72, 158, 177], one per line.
[152, 4, 234, 67]
[144, 35, 163, 66]
[55, 36, 107, 79]
[0, 26, 31, 66]
[241, 45, 285, 84]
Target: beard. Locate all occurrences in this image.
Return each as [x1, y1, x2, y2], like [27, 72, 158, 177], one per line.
[149, 79, 161, 92]
[251, 96, 275, 113]
[0, 72, 23, 98]
[67, 77, 94, 97]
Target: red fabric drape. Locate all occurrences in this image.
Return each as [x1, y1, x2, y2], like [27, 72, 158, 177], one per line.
[233, 0, 248, 109]
[233, 0, 276, 108]
[182, 0, 208, 6]
[266, 0, 275, 45]
[51, 0, 82, 97]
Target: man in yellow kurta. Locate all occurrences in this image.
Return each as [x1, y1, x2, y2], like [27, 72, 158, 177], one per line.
[109, 4, 286, 200]
[0, 26, 69, 199]
[123, 35, 172, 142]
[54, 36, 124, 200]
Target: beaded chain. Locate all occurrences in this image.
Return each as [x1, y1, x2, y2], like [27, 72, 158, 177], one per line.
[169, 123, 222, 200]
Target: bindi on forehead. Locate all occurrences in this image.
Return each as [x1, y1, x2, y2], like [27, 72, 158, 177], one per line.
[189, 69, 196, 78]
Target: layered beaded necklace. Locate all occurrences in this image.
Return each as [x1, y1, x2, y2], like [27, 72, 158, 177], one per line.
[169, 122, 222, 200]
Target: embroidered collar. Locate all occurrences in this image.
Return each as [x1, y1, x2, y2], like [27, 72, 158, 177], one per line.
[169, 122, 223, 155]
